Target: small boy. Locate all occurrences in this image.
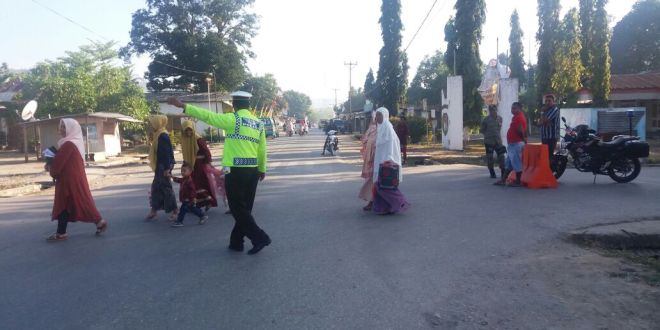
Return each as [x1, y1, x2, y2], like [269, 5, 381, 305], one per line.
[169, 162, 208, 227]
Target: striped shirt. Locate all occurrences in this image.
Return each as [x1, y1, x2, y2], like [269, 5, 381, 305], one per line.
[540, 106, 560, 140]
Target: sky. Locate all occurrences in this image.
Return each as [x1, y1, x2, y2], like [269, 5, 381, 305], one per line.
[1, 0, 635, 108]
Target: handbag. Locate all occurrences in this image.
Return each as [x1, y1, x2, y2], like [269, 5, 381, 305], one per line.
[377, 161, 399, 190]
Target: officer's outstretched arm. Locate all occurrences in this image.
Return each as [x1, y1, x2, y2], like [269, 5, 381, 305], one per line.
[184, 104, 234, 131]
[258, 128, 267, 174]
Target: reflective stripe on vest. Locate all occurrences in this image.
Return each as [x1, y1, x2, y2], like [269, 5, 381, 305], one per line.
[226, 112, 261, 145]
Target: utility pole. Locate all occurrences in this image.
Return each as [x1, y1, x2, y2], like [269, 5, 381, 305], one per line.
[344, 61, 357, 114]
[331, 88, 339, 117]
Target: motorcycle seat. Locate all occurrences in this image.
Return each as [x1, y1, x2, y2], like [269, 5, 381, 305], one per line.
[598, 136, 637, 148]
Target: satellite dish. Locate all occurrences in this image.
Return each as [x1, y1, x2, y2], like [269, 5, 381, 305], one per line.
[21, 100, 38, 121]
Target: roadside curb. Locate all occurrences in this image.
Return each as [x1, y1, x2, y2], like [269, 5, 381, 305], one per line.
[568, 219, 660, 250]
[0, 184, 42, 198]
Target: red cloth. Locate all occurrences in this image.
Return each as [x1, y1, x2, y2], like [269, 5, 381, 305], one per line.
[395, 122, 409, 145]
[49, 141, 102, 222]
[192, 138, 218, 207]
[507, 112, 527, 144]
[173, 176, 196, 203]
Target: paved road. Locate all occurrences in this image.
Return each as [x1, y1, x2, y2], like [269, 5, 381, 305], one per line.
[1, 130, 659, 329]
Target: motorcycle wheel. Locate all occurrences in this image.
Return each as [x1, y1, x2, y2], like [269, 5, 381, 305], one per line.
[607, 157, 641, 183]
[551, 155, 568, 179]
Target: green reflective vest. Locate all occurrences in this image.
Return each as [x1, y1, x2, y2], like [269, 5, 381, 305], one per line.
[184, 105, 267, 173]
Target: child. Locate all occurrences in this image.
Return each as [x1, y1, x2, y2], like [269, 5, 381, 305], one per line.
[168, 162, 208, 227]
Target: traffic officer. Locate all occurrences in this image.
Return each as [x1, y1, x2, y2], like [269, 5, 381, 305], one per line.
[167, 92, 271, 255]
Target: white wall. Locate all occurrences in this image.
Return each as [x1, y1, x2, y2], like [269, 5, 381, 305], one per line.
[498, 79, 519, 145]
[442, 76, 464, 151]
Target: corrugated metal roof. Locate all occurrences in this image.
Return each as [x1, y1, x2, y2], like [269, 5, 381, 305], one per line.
[611, 72, 660, 91]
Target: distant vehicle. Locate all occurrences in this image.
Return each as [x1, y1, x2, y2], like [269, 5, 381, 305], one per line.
[326, 119, 347, 134]
[296, 119, 308, 135]
[319, 120, 328, 129]
[260, 117, 278, 138]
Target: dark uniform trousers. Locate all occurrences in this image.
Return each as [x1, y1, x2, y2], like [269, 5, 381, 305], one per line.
[225, 167, 270, 247]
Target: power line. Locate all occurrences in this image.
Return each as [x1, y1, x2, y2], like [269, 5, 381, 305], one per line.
[30, 0, 212, 77]
[30, 0, 109, 41]
[404, 0, 440, 52]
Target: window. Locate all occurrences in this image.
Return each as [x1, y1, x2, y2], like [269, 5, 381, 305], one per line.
[80, 124, 98, 140]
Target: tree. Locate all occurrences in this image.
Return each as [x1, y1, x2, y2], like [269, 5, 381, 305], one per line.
[363, 69, 377, 101]
[579, 0, 594, 81]
[610, 0, 660, 74]
[536, 0, 562, 103]
[590, 0, 611, 106]
[453, 0, 487, 126]
[551, 9, 584, 104]
[342, 88, 367, 114]
[408, 50, 450, 108]
[509, 10, 526, 85]
[283, 90, 312, 119]
[121, 0, 258, 92]
[20, 42, 150, 124]
[241, 73, 282, 112]
[375, 0, 404, 116]
[444, 17, 457, 74]
[0, 63, 11, 83]
[399, 52, 409, 108]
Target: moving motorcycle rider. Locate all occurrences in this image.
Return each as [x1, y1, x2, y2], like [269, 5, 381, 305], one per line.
[322, 130, 339, 155]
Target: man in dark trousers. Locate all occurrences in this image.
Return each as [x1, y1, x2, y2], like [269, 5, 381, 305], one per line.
[395, 114, 409, 164]
[168, 91, 271, 255]
[480, 105, 506, 178]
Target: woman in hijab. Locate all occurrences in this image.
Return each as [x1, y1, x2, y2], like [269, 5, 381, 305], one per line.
[359, 113, 378, 211]
[372, 107, 410, 215]
[145, 115, 177, 221]
[180, 120, 227, 212]
[46, 119, 107, 241]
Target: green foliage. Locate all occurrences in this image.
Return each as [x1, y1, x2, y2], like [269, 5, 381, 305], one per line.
[408, 50, 450, 108]
[241, 73, 282, 112]
[536, 0, 562, 103]
[509, 10, 526, 86]
[590, 0, 611, 106]
[363, 69, 377, 102]
[579, 0, 595, 80]
[521, 65, 539, 114]
[376, 0, 405, 116]
[610, 0, 660, 74]
[444, 17, 457, 73]
[0, 63, 11, 83]
[121, 0, 258, 92]
[283, 90, 312, 118]
[407, 117, 429, 144]
[20, 42, 150, 124]
[454, 0, 487, 127]
[342, 88, 367, 113]
[551, 8, 584, 105]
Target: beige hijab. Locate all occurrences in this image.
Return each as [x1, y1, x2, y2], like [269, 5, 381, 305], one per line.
[180, 120, 200, 168]
[148, 115, 169, 171]
[58, 118, 85, 160]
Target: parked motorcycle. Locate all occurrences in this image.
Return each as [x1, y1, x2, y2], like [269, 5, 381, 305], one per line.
[322, 130, 339, 156]
[552, 117, 649, 183]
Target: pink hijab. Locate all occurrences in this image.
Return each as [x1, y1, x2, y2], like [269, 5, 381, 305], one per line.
[58, 119, 85, 159]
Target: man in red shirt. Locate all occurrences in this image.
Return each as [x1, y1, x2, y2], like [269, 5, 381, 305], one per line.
[495, 102, 527, 186]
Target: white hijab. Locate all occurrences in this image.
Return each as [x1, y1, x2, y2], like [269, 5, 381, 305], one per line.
[373, 107, 403, 182]
[58, 118, 85, 160]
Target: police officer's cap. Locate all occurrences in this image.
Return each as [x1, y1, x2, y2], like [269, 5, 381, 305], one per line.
[230, 91, 252, 100]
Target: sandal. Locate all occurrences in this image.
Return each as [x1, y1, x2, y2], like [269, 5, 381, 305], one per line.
[363, 202, 373, 211]
[144, 211, 157, 221]
[95, 220, 108, 236]
[168, 213, 177, 222]
[46, 233, 68, 242]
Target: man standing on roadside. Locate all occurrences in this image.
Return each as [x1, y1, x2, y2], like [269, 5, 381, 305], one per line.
[495, 102, 527, 187]
[480, 105, 506, 179]
[168, 92, 271, 255]
[537, 93, 560, 161]
[395, 114, 409, 164]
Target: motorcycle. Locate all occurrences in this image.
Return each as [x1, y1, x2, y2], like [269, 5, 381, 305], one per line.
[322, 130, 339, 156]
[552, 117, 649, 183]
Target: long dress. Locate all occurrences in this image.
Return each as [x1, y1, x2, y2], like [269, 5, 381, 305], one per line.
[50, 141, 102, 222]
[150, 133, 177, 213]
[192, 138, 222, 208]
[372, 107, 410, 214]
[359, 124, 377, 202]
